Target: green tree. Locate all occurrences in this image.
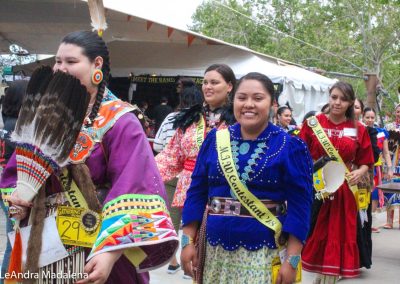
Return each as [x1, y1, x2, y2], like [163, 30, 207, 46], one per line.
[191, 0, 400, 112]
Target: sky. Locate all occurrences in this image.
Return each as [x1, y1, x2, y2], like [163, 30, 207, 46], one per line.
[103, 0, 204, 30]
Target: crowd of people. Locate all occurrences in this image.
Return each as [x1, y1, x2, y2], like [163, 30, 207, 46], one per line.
[0, 29, 398, 284]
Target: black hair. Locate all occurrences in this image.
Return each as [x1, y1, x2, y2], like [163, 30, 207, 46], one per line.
[2, 80, 28, 118]
[204, 64, 236, 95]
[355, 98, 365, 113]
[363, 107, 376, 116]
[234, 72, 274, 101]
[138, 101, 148, 108]
[180, 86, 203, 109]
[328, 81, 355, 120]
[177, 77, 195, 88]
[61, 30, 110, 126]
[160, 96, 168, 103]
[277, 105, 292, 116]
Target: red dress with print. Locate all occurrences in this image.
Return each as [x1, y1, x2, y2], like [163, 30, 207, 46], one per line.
[299, 114, 374, 278]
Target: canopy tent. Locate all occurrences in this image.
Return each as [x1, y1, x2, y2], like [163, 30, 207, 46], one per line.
[0, 0, 335, 122]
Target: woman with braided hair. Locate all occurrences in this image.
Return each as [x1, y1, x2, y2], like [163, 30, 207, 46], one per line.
[2, 30, 178, 284]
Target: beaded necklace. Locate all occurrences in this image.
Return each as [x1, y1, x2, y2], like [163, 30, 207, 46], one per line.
[231, 140, 268, 183]
[214, 126, 287, 196]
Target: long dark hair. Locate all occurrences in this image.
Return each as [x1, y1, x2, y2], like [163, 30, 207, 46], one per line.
[205, 64, 236, 97]
[61, 30, 110, 126]
[2, 80, 28, 118]
[328, 81, 355, 120]
[177, 77, 195, 88]
[180, 86, 203, 109]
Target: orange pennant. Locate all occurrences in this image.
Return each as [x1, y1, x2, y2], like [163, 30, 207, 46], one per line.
[187, 34, 195, 47]
[147, 21, 153, 31]
[167, 27, 174, 38]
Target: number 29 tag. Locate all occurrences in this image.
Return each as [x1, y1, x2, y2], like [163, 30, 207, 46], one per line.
[56, 206, 101, 248]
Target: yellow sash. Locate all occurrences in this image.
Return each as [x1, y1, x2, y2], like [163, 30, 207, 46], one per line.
[58, 168, 146, 265]
[216, 129, 301, 282]
[216, 129, 282, 246]
[59, 168, 88, 208]
[57, 168, 100, 247]
[195, 115, 206, 150]
[306, 116, 365, 209]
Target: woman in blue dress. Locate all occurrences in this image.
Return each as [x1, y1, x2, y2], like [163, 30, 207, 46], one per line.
[180, 72, 313, 283]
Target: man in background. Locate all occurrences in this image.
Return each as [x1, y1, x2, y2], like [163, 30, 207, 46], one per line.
[153, 96, 173, 133]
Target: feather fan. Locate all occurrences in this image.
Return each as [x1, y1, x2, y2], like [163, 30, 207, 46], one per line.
[11, 70, 90, 202]
[8, 68, 89, 279]
[87, 0, 108, 36]
[14, 65, 53, 135]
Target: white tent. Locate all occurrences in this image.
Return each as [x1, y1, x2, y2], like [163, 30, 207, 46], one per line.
[0, 0, 334, 122]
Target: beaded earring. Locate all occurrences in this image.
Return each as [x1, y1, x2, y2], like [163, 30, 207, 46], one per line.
[91, 69, 103, 85]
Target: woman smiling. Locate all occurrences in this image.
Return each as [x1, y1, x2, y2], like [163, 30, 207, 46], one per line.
[300, 81, 374, 283]
[276, 105, 294, 132]
[181, 72, 313, 284]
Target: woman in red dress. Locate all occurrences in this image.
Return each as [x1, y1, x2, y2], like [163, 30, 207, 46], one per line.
[299, 82, 374, 283]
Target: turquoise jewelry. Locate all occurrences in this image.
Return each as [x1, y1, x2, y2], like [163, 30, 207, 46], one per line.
[239, 142, 250, 155]
[230, 140, 267, 198]
[181, 234, 194, 249]
[231, 140, 267, 182]
[286, 254, 301, 270]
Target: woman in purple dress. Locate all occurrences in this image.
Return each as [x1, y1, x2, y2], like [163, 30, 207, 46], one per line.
[2, 31, 178, 284]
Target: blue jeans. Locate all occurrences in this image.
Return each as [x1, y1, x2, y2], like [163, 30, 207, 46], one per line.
[0, 198, 12, 283]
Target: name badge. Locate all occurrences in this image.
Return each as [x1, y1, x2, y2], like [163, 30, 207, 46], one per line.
[343, 128, 357, 137]
[56, 206, 101, 248]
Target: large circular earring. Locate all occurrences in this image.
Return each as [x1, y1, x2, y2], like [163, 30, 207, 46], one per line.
[91, 69, 103, 85]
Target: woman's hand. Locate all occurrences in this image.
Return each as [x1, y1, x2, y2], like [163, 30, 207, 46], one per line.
[7, 193, 32, 220]
[347, 167, 367, 185]
[275, 261, 297, 284]
[385, 168, 394, 180]
[180, 243, 198, 278]
[75, 250, 123, 284]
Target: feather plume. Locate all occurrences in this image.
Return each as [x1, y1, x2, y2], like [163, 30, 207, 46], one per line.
[11, 71, 90, 202]
[388, 130, 400, 153]
[87, 0, 108, 36]
[14, 66, 53, 136]
[173, 104, 203, 133]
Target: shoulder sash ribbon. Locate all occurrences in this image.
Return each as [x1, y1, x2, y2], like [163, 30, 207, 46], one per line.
[216, 128, 282, 247]
[195, 115, 206, 150]
[306, 116, 361, 207]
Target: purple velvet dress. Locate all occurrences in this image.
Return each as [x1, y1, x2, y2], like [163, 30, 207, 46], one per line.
[1, 92, 178, 283]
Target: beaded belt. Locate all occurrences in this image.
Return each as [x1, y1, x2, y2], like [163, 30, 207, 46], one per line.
[208, 197, 286, 217]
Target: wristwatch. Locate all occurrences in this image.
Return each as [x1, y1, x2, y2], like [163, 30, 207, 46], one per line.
[286, 255, 301, 270]
[181, 234, 194, 249]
